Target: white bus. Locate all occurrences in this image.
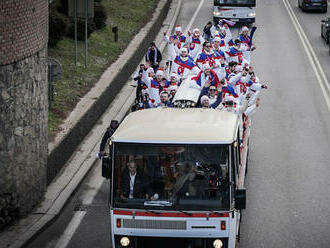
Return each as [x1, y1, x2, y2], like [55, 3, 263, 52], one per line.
[103, 107, 250, 248]
[213, 0, 256, 24]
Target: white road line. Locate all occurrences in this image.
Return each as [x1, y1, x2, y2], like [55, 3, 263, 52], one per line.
[55, 169, 105, 248]
[185, 0, 205, 33]
[283, 0, 330, 113]
[54, 211, 87, 248]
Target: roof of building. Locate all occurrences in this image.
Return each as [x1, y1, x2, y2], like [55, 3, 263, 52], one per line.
[112, 108, 239, 144]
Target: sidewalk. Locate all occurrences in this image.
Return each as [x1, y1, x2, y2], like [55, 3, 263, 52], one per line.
[0, 0, 182, 247]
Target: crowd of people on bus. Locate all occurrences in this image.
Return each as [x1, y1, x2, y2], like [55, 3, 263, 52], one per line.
[99, 20, 268, 166]
[132, 19, 267, 118]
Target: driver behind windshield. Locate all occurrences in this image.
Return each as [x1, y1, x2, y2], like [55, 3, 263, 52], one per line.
[120, 160, 150, 199]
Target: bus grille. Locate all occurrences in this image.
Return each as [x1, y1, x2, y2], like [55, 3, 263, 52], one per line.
[122, 219, 187, 230]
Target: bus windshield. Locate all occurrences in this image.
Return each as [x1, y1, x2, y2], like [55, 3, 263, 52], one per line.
[112, 143, 230, 211]
[215, 0, 256, 7]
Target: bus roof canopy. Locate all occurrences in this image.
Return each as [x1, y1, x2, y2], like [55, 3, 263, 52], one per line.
[112, 108, 239, 144]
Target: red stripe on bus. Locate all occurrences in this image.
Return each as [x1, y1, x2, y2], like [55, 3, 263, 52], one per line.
[113, 210, 229, 218]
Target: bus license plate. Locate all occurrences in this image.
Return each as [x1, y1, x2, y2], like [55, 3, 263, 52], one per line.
[231, 19, 239, 22]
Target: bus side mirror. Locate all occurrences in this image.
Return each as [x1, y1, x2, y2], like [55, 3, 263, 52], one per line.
[102, 156, 112, 179]
[235, 188, 246, 210]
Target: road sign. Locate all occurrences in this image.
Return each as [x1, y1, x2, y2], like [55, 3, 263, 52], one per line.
[68, 0, 94, 18]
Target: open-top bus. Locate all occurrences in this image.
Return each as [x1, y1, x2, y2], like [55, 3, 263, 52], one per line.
[213, 0, 256, 24]
[103, 107, 250, 248]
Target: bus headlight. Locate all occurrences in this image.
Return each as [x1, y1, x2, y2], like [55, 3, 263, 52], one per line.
[213, 239, 223, 248]
[213, 11, 221, 16]
[248, 12, 256, 17]
[120, 237, 130, 247]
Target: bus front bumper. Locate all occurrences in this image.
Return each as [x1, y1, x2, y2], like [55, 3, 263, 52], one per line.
[114, 235, 229, 248]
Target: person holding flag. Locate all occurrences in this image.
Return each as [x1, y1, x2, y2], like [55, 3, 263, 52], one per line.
[211, 19, 235, 39]
[238, 26, 257, 64]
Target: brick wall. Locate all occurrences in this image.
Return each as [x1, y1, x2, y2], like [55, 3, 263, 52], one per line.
[0, 0, 49, 65]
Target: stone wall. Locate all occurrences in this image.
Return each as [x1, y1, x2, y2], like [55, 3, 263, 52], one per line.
[0, 0, 48, 220]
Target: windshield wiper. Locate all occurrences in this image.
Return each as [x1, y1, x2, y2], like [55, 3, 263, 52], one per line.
[144, 200, 173, 207]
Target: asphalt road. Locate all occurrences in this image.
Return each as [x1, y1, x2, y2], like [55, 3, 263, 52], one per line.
[26, 0, 330, 247]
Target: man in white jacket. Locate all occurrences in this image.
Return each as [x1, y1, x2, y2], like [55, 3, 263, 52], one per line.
[171, 47, 199, 82]
[163, 25, 187, 71]
[186, 28, 205, 60]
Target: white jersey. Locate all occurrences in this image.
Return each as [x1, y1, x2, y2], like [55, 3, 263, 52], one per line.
[186, 35, 205, 59]
[142, 70, 161, 104]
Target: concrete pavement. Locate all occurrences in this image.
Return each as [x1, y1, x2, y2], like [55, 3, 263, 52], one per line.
[0, 0, 182, 247]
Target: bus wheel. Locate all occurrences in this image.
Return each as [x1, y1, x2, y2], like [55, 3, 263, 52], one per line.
[237, 224, 241, 242]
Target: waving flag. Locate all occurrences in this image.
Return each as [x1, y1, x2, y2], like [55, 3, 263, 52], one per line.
[222, 84, 238, 98]
[220, 19, 236, 27]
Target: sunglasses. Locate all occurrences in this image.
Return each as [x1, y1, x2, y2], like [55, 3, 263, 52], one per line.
[209, 89, 216, 91]
[205, 45, 211, 48]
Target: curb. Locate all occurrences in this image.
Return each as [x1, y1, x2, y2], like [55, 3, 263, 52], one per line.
[0, 0, 182, 247]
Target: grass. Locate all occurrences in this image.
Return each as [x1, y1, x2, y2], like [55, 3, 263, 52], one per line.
[48, 0, 160, 139]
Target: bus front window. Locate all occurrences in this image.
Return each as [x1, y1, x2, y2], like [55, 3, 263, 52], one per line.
[216, 0, 256, 7]
[112, 143, 230, 211]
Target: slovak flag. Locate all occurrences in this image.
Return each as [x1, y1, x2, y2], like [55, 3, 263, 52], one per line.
[192, 70, 221, 87]
[222, 84, 238, 98]
[220, 19, 236, 27]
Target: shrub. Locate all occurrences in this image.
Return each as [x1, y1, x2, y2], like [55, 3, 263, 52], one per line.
[68, 18, 97, 40]
[49, 8, 69, 47]
[56, 0, 69, 15]
[94, 2, 107, 30]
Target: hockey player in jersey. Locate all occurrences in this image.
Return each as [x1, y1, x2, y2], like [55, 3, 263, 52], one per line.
[171, 47, 199, 82]
[227, 66, 254, 105]
[142, 63, 163, 104]
[238, 26, 257, 65]
[191, 63, 222, 89]
[159, 75, 171, 93]
[225, 39, 245, 65]
[186, 28, 205, 60]
[212, 36, 227, 56]
[169, 72, 179, 86]
[195, 41, 219, 69]
[163, 25, 187, 70]
[168, 85, 178, 102]
[245, 72, 268, 106]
